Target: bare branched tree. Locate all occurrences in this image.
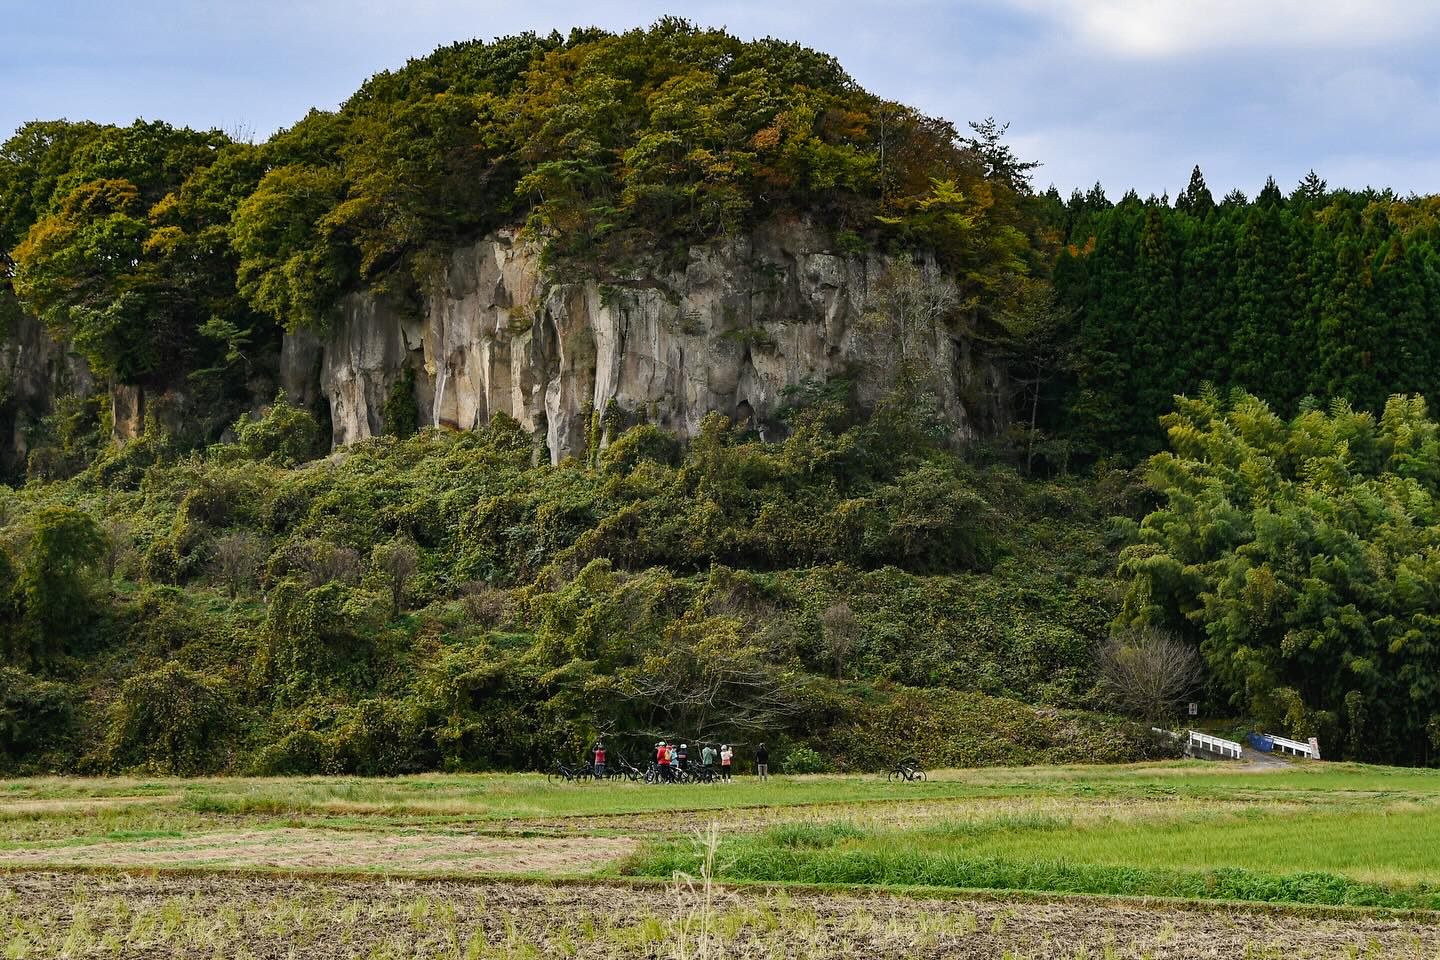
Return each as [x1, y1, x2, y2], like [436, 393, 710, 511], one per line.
[371, 538, 419, 615]
[613, 618, 801, 742]
[1095, 626, 1204, 723]
[820, 601, 858, 680]
[858, 259, 959, 403]
[212, 530, 266, 598]
[459, 580, 510, 628]
[301, 542, 363, 587]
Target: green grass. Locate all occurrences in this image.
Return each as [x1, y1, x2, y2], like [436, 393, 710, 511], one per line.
[623, 799, 1440, 909]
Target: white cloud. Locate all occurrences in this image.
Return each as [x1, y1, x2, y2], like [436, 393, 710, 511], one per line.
[1003, 0, 1440, 57]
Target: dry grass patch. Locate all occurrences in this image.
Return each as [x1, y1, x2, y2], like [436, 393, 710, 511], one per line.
[0, 828, 635, 875]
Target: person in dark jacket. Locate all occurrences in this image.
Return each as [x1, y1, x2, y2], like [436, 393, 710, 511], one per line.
[755, 742, 769, 781]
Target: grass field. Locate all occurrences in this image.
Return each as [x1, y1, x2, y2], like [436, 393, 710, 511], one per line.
[2, 759, 1438, 957]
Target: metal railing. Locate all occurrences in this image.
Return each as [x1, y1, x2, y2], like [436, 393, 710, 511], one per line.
[1268, 734, 1317, 759]
[1187, 729, 1243, 760]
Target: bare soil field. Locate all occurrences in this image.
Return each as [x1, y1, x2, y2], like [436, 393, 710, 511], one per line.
[2, 871, 1435, 959]
[0, 828, 634, 874]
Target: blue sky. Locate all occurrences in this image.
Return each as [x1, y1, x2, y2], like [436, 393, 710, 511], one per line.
[5, 0, 1439, 198]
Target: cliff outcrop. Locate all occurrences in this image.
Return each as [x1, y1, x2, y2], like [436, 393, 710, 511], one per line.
[290, 219, 1006, 462]
[0, 310, 95, 474]
[3, 220, 1007, 471]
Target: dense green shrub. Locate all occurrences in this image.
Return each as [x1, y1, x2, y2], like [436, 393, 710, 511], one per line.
[782, 745, 828, 774]
[233, 393, 320, 466]
[7, 505, 106, 666]
[253, 699, 431, 775]
[105, 663, 234, 773]
[0, 668, 75, 768]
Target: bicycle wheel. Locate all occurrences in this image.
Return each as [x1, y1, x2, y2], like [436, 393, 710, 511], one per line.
[887, 768, 899, 782]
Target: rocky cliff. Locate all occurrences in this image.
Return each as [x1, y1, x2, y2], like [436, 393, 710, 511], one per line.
[0, 309, 96, 475]
[285, 219, 1007, 462]
[2, 220, 1007, 472]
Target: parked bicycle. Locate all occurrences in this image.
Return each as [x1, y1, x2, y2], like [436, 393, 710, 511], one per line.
[887, 756, 926, 782]
[608, 756, 643, 782]
[548, 760, 592, 783]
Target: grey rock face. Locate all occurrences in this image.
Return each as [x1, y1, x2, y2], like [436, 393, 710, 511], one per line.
[0, 310, 96, 471]
[307, 219, 1005, 462]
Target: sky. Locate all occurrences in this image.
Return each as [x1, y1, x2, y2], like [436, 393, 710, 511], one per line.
[4, 0, 1439, 199]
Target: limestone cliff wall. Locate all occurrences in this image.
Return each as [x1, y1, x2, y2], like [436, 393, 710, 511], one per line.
[0, 311, 96, 473]
[300, 219, 1007, 462]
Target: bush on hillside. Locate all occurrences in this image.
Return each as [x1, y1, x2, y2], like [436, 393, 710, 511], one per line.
[232, 393, 320, 466]
[0, 668, 75, 768]
[104, 663, 235, 774]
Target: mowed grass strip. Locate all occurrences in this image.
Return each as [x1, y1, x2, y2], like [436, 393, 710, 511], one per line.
[6, 760, 1437, 822]
[623, 806, 1440, 910]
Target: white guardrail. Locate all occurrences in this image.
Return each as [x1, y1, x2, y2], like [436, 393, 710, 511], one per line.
[1187, 730, 1243, 760]
[1268, 734, 1318, 759]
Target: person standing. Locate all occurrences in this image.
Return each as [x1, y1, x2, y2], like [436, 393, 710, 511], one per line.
[701, 743, 716, 772]
[593, 741, 606, 780]
[720, 744, 733, 781]
[656, 741, 671, 783]
[755, 742, 769, 781]
[677, 743, 689, 773]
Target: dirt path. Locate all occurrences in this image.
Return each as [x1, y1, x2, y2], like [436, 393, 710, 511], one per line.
[1, 871, 1435, 959]
[0, 828, 634, 874]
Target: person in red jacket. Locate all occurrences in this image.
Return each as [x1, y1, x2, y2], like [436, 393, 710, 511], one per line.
[656, 741, 671, 782]
[593, 741, 606, 779]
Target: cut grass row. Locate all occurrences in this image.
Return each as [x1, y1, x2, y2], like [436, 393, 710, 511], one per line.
[6, 761, 1440, 821]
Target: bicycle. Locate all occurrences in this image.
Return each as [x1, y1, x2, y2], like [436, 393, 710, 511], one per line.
[688, 764, 720, 784]
[547, 760, 591, 783]
[887, 757, 926, 782]
[605, 756, 641, 782]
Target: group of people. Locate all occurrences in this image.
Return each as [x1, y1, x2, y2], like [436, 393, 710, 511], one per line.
[590, 740, 770, 781]
[653, 741, 738, 781]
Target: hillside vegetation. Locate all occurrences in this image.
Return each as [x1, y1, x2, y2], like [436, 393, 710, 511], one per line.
[3, 21, 1440, 771]
[0, 395, 1166, 774]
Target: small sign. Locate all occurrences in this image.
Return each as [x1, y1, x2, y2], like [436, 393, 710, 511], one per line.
[1187, 702, 1198, 716]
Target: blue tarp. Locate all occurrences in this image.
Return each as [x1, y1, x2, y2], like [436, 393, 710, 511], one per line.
[1247, 733, 1274, 752]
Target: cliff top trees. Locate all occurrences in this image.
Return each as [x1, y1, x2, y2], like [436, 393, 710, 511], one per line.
[6, 122, 247, 381]
[1052, 170, 1440, 463]
[218, 20, 1039, 335]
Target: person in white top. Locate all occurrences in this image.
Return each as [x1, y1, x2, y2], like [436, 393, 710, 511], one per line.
[719, 745, 733, 782]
